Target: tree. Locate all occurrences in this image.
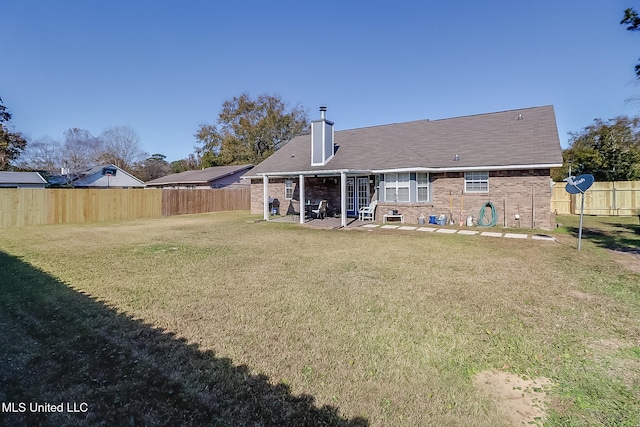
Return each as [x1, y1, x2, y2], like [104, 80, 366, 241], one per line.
[99, 125, 148, 172]
[558, 116, 640, 181]
[170, 154, 200, 174]
[61, 128, 104, 172]
[0, 97, 27, 170]
[195, 93, 309, 167]
[622, 8, 640, 78]
[16, 136, 62, 173]
[131, 153, 171, 182]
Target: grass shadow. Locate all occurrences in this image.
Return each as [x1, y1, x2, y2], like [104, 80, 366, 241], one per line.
[0, 251, 368, 427]
[565, 220, 640, 253]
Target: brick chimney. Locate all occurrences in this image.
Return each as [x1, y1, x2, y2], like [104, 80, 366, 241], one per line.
[311, 106, 334, 166]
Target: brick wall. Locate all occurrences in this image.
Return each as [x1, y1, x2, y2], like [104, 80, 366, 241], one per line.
[379, 170, 553, 229]
[251, 179, 281, 215]
[251, 178, 343, 216]
[252, 170, 554, 229]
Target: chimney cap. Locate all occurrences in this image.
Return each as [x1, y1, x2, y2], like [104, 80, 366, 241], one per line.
[319, 106, 327, 112]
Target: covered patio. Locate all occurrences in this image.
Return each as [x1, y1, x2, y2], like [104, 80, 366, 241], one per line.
[258, 170, 374, 228]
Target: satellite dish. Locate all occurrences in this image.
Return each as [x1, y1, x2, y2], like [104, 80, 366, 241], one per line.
[564, 174, 594, 194]
[562, 174, 595, 251]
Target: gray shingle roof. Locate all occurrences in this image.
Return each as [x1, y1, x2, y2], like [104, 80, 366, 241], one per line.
[0, 171, 47, 184]
[250, 105, 562, 176]
[145, 164, 253, 185]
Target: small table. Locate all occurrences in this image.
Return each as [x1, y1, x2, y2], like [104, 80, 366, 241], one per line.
[305, 202, 320, 218]
[383, 214, 404, 224]
[304, 203, 313, 217]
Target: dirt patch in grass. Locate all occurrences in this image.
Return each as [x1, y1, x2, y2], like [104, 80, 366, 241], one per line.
[473, 370, 553, 427]
[607, 249, 640, 273]
[588, 337, 628, 353]
[567, 289, 599, 301]
[587, 338, 640, 389]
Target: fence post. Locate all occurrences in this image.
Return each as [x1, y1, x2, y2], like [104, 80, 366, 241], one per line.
[612, 182, 616, 215]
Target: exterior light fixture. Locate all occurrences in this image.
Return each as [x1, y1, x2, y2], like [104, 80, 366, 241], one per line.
[453, 154, 460, 161]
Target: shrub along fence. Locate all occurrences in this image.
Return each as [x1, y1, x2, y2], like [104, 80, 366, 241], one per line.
[551, 181, 639, 216]
[0, 187, 250, 229]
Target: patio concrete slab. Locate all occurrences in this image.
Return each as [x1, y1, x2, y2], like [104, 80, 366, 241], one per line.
[504, 233, 528, 239]
[532, 234, 556, 241]
[457, 230, 478, 235]
[416, 227, 437, 232]
[361, 224, 380, 228]
[398, 226, 418, 230]
[480, 232, 503, 237]
[380, 225, 400, 229]
[436, 228, 458, 234]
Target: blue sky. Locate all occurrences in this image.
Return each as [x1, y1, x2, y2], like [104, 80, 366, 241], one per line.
[3, 1, 639, 163]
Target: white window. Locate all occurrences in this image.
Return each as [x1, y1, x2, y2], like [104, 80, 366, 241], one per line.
[465, 171, 489, 192]
[384, 173, 410, 202]
[417, 173, 429, 202]
[284, 179, 293, 199]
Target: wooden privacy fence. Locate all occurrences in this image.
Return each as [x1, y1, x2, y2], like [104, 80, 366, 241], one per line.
[551, 181, 640, 215]
[0, 187, 250, 229]
[161, 188, 250, 216]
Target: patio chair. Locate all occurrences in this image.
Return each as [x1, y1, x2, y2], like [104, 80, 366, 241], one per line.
[358, 200, 377, 221]
[311, 200, 327, 220]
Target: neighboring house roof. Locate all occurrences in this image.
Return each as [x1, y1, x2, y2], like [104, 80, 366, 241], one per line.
[46, 173, 79, 186]
[73, 164, 145, 187]
[0, 171, 48, 185]
[249, 105, 562, 176]
[145, 164, 253, 186]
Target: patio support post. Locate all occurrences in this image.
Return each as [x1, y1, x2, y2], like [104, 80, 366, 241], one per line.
[263, 175, 269, 221]
[340, 171, 347, 227]
[299, 174, 305, 224]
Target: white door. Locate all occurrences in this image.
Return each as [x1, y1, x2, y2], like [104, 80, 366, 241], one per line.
[347, 177, 370, 217]
[346, 178, 355, 215]
[357, 177, 370, 212]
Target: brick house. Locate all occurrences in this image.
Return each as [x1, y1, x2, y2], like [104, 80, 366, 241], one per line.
[247, 106, 563, 230]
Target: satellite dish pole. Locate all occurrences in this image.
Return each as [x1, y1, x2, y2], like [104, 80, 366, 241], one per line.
[563, 174, 595, 251]
[575, 178, 585, 251]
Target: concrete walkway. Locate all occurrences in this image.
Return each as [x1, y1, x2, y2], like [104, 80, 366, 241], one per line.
[359, 223, 557, 241]
[269, 215, 556, 241]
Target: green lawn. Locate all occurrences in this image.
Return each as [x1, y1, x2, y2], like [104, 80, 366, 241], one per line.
[0, 212, 639, 426]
